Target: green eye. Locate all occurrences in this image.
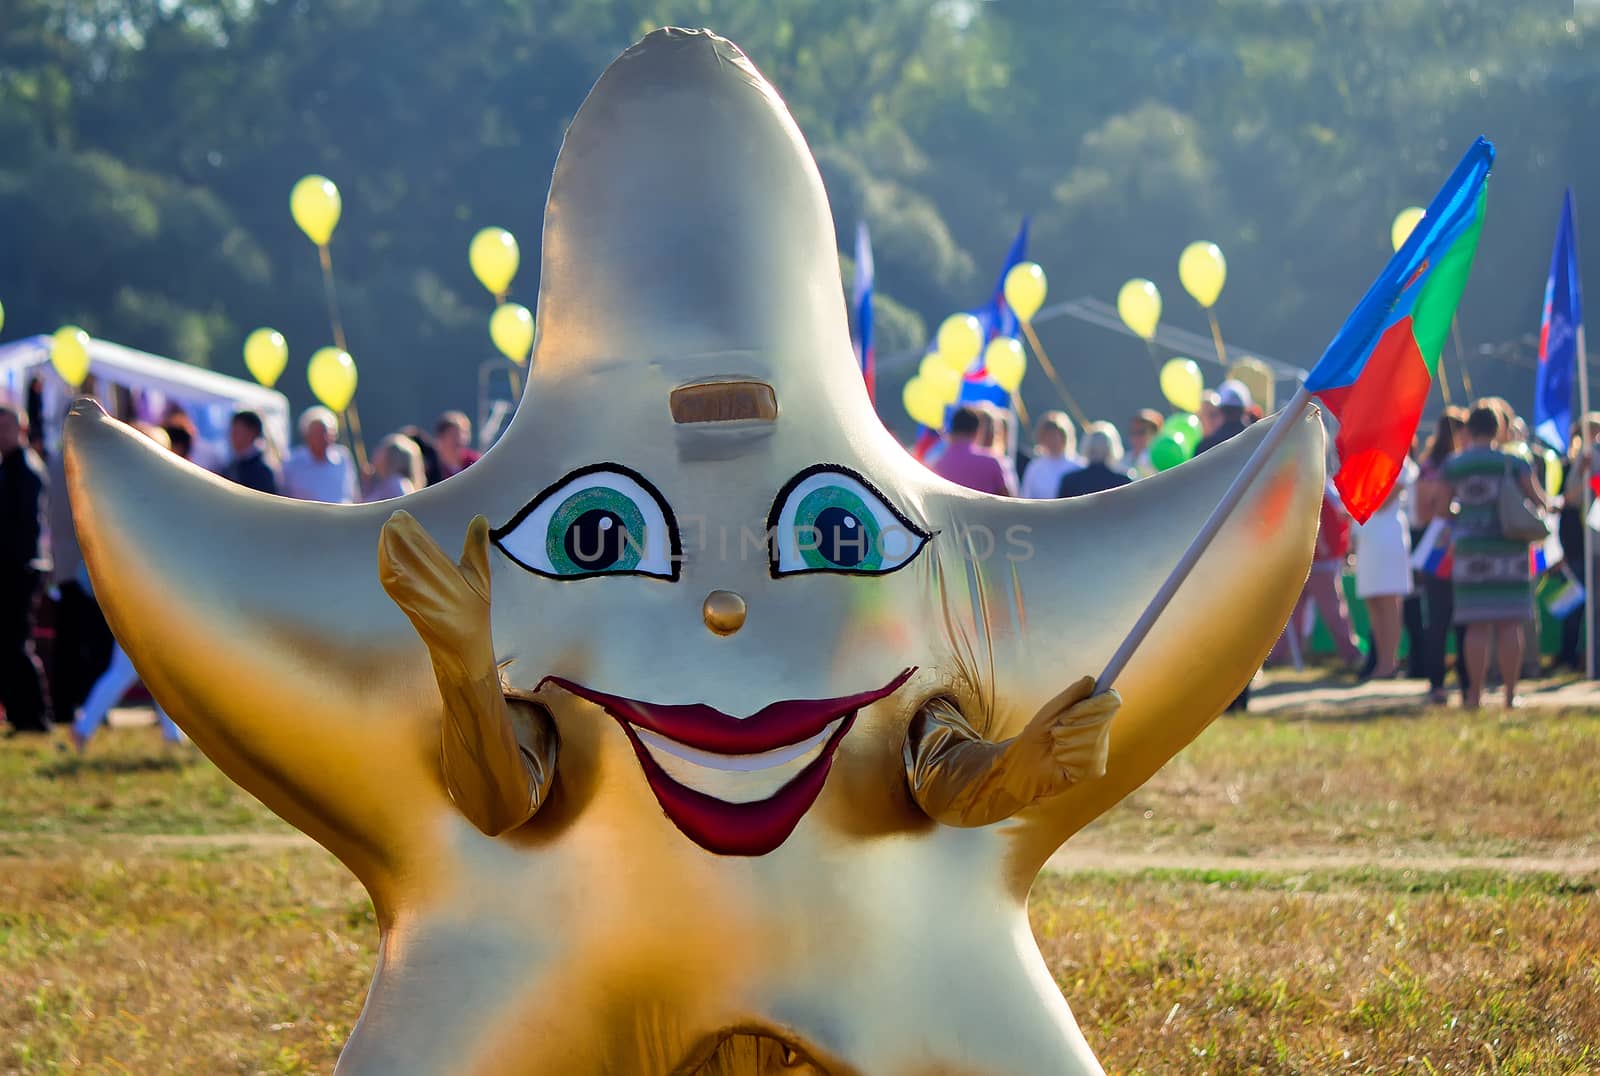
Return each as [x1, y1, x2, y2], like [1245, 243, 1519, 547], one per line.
[493, 465, 680, 580]
[546, 486, 647, 574]
[793, 485, 882, 571]
[768, 465, 931, 577]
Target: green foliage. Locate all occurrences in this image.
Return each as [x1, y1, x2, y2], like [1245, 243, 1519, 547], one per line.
[0, 0, 1592, 436]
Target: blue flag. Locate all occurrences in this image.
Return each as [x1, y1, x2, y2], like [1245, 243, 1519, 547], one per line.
[851, 220, 875, 401]
[957, 217, 1029, 410]
[972, 217, 1029, 348]
[1534, 190, 1583, 451]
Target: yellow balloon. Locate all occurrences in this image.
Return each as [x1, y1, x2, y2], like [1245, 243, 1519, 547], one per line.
[1391, 206, 1425, 253]
[1178, 241, 1226, 308]
[470, 227, 521, 297]
[1003, 262, 1048, 322]
[51, 326, 91, 388]
[902, 377, 939, 429]
[984, 336, 1027, 393]
[1544, 449, 1565, 502]
[490, 302, 535, 364]
[935, 313, 983, 371]
[291, 175, 342, 246]
[1159, 358, 1204, 414]
[919, 351, 952, 380]
[242, 328, 289, 388]
[307, 346, 358, 412]
[926, 364, 962, 405]
[1117, 278, 1161, 340]
[903, 371, 961, 430]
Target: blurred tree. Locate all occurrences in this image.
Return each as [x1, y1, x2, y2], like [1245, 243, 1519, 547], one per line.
[0, 0, 1591, 441]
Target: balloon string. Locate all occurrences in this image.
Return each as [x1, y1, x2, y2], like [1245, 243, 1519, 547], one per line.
[316, 243, 368, 473]
[1206, 310, 1229, 367]
[344, 402, 370, 474]
[1451, 316, 1475, 399]
[318, 245, 349, 353]
[1436, 350, 1456, 406]
[490, 293, 525, 407]
[1011, 390, 1031, 431]
[1018, 318, 1090, 429]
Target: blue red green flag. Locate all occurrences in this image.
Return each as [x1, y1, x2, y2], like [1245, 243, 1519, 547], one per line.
[1305, 138, 1493, 522]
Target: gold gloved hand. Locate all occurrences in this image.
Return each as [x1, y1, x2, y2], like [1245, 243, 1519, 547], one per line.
[1002, 675, 1118, 797]
[379, 512, 496, 681]
[904, 676, 1119, 829]
[379, 512, 555, 836]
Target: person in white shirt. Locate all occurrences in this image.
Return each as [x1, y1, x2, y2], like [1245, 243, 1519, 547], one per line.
[1019, 411, 1083, 499]
[282, 406, 357, 504]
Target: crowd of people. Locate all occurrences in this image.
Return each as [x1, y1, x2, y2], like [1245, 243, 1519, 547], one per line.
[923, 383, 1594, 712]
[0, 377, 1591, 742]
[0, 401, 486, 744]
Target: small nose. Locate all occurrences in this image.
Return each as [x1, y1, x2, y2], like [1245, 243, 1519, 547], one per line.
[702, 590, 747, 636]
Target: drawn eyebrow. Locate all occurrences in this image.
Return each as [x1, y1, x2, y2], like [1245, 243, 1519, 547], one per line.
[669, 380, 779, 424]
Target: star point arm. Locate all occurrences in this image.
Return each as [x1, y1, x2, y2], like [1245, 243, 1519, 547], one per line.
[379, 511, 556, 836]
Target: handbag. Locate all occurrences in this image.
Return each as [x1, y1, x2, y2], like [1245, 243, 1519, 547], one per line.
[1497, 457, 1549, 543]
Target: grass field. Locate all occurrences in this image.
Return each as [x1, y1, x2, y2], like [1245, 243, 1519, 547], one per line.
[3, 706, 1599, 1074]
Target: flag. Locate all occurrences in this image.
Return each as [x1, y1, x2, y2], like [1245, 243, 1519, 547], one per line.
[971, 217, 1029, 350]
[1533, 191, 1583, 451]
[957, 217, 1029, 408]
[1305, 138, 1493, 522]
[1530, 523, 1564, 575]
[851, 220, 876, 402]
[913, 217, 1031, 440]
[1409, 518, 1453, 578]
[1540, 568, 1586, 619]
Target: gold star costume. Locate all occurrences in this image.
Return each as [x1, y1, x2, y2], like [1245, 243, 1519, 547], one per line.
[66, 28, 1324, 1075]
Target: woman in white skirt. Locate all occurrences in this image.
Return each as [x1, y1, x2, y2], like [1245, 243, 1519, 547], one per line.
[1353, 457, 1419, 680]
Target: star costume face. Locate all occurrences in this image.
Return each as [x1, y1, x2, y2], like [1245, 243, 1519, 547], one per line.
[65, 28, 1325, 1075]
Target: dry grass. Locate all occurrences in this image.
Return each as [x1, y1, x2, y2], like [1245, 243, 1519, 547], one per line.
[1, 847, 368, 1074]
[1038, 871, 1600, 1075]
[5, 848, 1595, 1075]
[3, 710, 1599, 1074]
[1080, 707, 1600, 859]
[0, 731, 285, 837]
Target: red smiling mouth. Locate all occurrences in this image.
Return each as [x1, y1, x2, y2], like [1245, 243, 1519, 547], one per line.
[539, 669, 915, 856]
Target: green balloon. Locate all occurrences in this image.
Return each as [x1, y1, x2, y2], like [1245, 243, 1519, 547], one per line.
[0, 298, 5, 336]
[1149, 432, 1190, 472]
[1162, 412, 1201, 440]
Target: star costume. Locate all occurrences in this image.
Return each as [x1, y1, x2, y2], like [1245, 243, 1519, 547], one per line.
[65, 28, 1324, 1075]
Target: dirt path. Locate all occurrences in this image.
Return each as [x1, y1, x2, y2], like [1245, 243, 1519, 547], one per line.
[0, 831, 313, 851]
[1046, 848, 1600, 878]
[5, 830, 1596, 878]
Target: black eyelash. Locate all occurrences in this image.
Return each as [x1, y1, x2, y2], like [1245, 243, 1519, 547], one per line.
[764, 463, 932, 579]
[491, 462, 682, 582]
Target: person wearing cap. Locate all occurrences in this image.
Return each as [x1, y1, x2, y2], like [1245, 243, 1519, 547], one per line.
[1194, 380, 1252, 457]
[1126, 408, 1163, 478]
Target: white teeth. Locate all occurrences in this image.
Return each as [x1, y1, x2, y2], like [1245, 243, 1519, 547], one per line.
[633, 718, 844, 804]
[634, 721, 839, 772]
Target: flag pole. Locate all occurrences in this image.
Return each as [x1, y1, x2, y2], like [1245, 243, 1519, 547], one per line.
[1579, 321, 1593, 680]
[1097, 384, 1313, 691]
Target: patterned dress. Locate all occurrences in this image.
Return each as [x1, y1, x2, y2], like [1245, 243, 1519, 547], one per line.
[1444, 446, 1534, 624]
